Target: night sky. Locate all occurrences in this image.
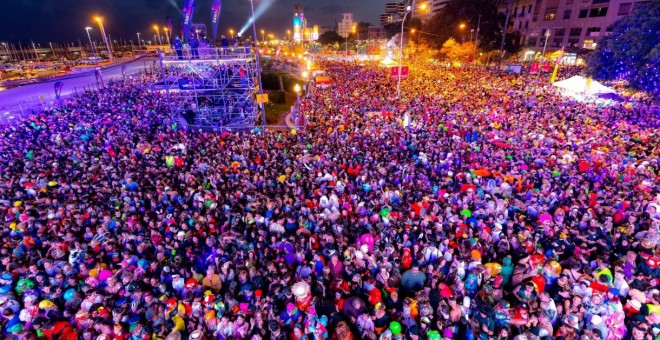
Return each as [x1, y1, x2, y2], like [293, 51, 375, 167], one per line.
[0, 0, 384, 44]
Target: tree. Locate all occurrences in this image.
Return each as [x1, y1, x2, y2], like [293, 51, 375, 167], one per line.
[356, 22, 371, 40]
[587, 1, 660, 97]
[317, 31, 343, 46]
[439, 38, 477, 63]
[423, 0, 504, 50]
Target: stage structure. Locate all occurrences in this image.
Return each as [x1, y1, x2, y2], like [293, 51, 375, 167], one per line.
[155, 47, 261, 131]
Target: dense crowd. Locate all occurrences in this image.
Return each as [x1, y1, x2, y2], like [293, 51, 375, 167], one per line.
[0, 57, 658, 340]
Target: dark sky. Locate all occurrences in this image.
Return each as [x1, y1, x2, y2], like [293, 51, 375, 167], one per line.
[0, 0, 384, 44]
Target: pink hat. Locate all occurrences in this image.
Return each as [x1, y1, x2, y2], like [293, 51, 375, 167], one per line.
[286, 303, 297, 314]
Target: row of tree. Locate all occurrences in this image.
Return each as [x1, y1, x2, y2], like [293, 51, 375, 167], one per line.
[313, 0, 658, 96]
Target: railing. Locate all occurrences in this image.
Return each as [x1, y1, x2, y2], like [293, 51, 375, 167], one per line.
[160, 47, 254, 62]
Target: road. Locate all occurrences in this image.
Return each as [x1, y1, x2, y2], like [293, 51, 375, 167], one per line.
[0, 57, 157, 123]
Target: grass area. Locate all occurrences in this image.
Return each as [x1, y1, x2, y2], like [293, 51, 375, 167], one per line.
[265, 102, 292, 124]
[264, 91, 297, 125]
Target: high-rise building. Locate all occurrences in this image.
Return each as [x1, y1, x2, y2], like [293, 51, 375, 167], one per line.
[338, 13, 356, 38]
[500, 0, 650, 52]
[412, 0, 450, 22]
[293, 4, 307, 43]
[380, 2, 407, 25]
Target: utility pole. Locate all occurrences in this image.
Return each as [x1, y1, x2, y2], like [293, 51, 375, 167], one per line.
[499, 0, 513, 64]
[476, 14, 481, 47]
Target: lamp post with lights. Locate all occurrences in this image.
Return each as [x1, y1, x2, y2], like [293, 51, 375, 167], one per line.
[95, 17, 112, 60]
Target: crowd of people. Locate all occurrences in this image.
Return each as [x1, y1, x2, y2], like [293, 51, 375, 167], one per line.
[0, 56, 658, 340]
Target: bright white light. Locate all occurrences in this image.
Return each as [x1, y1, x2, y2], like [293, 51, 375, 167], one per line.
[239, 0, 276, 36]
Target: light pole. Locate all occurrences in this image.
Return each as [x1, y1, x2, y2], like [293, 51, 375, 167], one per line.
[287, 30, 291, 42]
[49, 42, 56, 59]
[249, 0, 267, 130]
[345, 25, 355, 55]
[85, 26, 103, 87]
[534, 29, 551, 93]
[154, 26, 162, 45]
[229, 29, 235, 40]
[397, 5, 412, 100]
[85, 27, 98, 61]
[261, 29, 265, 43]
[137, 33, 141, 48]
[459, 23, 467, 43]
[164, 27, 171, 46]
[294, 84, 301, 129]
[95, 17, 113, 60]
[32, 41, 40, 62]
[2, 43, 10, 61]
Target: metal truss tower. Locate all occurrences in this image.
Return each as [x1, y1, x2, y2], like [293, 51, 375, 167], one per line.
[155, 47, 260, 131]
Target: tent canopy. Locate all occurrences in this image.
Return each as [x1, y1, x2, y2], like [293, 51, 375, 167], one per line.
[552, 75, 616, 95]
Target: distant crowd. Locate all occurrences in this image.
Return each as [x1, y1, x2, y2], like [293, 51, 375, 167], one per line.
[0, 58, 658, 340]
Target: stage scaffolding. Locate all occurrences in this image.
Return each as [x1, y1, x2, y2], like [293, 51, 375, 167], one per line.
[155, 47, 261, 131]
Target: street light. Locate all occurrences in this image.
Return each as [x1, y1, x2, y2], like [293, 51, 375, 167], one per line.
[137, 33, 142, 48]
[153, 25, 161, 45]
[287, 30, 291, 41]
[261, 29, 265, 42]
[294, 84, 301, 129]
[95, 16, 113, 60]
[229, 29, 235, 39]
[85, 27, 97, 60]
[345, 24, 356, 55]
[2, 42, 11, 61]
[397, 5, 413, 100]
[85, 26, 103, 86]
[249, 0, 266, 129]
[534, 29, 552, 93]
[164, 27, 171, 46]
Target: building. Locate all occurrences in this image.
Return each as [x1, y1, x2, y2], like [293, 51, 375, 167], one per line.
[368, 25, 388, 40]
[380, 2, 407, 25]
[429, 0, 450, 15]
[338, 13, 356, 38]
[293, 4, 306, 43]
[318, 25, 337, 35]
[413, 0, 449, 22]
[303, 25, 320, 41]
[501, 0, 650, 52]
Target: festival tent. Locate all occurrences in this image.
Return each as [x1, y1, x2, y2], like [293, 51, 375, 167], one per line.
[552, 76, 616, 96]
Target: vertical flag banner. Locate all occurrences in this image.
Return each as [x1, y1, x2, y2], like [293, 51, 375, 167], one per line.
[211, 0, 222, 42]
[54, 82, 63, 99]
[182, 0, 197, 42]
[585, 77, 593, 93]
[541, 61, 552, 72]
[530, 62, 539, 74]
[166, 16, 173, 41]
[556, 49, 564, 65]
[550, 64, 559, 83]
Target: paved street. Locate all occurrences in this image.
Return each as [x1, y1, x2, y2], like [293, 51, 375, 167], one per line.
[0, 57, 156, 123]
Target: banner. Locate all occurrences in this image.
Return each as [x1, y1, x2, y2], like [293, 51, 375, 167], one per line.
[541, 61, 552, 72]
[556, 49, 564, 65]
[211, 0, 222, 42]
[182, 0, 197, 42]
[529, 62, 539, 74]
[54, 81, 63, 99]
[390, 66, 409, 78]
[166, 16, 173, 42]
[550, 64, 559, 83]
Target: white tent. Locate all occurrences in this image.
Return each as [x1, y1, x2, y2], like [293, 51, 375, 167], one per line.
[552, 75, 616, 96]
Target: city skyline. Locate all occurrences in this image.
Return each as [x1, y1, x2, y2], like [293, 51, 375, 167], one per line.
[0, 0, 383, 44]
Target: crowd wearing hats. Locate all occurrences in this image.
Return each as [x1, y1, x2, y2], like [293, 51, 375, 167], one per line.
[0, 57, 659, 340]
